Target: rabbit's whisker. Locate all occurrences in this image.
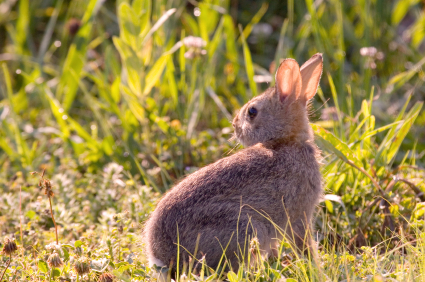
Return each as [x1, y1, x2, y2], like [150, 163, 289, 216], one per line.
[228, 134, 236, 142]
[309, 98, 330, 118]
[225, 143, 240, 156]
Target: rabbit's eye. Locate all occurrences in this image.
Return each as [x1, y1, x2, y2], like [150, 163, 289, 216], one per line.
[248, 107, 258, 119]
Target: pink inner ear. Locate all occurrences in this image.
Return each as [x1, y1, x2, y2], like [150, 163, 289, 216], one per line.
[275, 59, 301, 103]
[300, 53, 323, 102]
[277, 68, 293, 102]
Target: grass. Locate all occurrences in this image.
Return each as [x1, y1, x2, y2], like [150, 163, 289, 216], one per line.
[0, 0, 425, 281]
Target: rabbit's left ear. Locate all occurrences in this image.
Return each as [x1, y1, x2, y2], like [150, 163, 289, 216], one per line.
[275, 59, 302, 103]
[300, 53, 323, 103]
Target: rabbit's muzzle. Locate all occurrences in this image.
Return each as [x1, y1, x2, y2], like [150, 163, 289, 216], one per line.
[232, 114, 242, 138]
[231, 112, 239, 128]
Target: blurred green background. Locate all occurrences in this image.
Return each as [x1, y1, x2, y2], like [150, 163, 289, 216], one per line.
[1, 0, 425, 265]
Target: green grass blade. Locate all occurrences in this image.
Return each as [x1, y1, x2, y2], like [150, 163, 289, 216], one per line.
[327, 73, 343, 139]
[143, 55, 169, 95]
[57, 0, 101, 111]
[208, 17, 224, 61]
[386, 101, 423, 165]
[113, 36, 143, 96]
[312, 123, 362, 167]
[375, 95, 412, 164]
[238, 2, 268, 42]
[198, 2, 220, 36]
[392, 0, 420, 25]
[43, 85, 70, 139]
[0, 137, 17, 161]
[388, 56, 425, 91]
[357, 120, 404, 141]
[223, 15, 237, 64]
[37, 0, 64, 65]
[16, 0, 29, 55]
[118, 2, 140, 49]
[239, 25, 257, 99]
[411, 13, 425, 48]
[2, 63, 31, 166]
[140, 8, 176, 46]
[348, 115, 371, 143]
[273, 19, 289, 84]
[165, 58, 178, 107]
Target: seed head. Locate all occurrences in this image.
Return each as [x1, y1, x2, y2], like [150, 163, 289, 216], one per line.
[249, 237, 260, 254]
[44, 179, 54, 198]
[73, 256, 90, 275]
[2, 238, 18, 256]
[48, 252, 63, 268]
[99, 272, 115, 282]
[32, 170, 54, 198]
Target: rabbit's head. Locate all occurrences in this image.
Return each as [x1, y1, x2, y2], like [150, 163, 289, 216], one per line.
[232, 54, 323, 147]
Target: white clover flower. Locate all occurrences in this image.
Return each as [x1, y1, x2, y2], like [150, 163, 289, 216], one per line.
[182, 36, 206, 48]
[360, 46, 377, 57]
[182, 36, 207, 59]
[45, 242, 62, 251]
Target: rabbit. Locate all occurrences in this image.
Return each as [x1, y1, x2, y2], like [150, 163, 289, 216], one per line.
[144, 53, 324, 273]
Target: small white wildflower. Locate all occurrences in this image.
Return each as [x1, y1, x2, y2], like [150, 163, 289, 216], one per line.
[194, 7, 201, 17]
[147, 167, 161, 176]
[182, 36, 207, 59]
[103, 163, 124, 175]
[45, 242, 61, 251]
[114, 179, 126, 187]
[360, 46, 377, 57]
[182, 36, 206, 48]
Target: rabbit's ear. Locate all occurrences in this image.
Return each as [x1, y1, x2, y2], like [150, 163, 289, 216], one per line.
[300, 53, 323, 103]
[275, 59, 302, 103]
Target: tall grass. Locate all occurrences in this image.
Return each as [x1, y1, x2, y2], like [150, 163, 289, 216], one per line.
[0, 0, 424, 280]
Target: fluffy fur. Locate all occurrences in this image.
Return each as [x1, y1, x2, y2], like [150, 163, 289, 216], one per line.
[144, 54, 324, 272]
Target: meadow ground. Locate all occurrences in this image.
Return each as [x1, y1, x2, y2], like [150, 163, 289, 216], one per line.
[0, 0, 425, 281]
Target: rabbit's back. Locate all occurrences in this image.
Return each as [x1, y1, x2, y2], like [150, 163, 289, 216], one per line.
[144, 140, 321, 270]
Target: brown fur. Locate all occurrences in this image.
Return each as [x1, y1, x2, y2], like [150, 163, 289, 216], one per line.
[144, 54, 324, 272]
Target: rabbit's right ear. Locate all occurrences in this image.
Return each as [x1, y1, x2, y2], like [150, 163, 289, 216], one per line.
[300, 53, 323, 103]
[275, 59, 302, 103]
